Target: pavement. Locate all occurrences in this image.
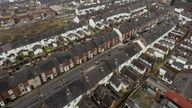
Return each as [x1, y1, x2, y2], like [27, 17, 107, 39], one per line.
[5, 43, 125, 108]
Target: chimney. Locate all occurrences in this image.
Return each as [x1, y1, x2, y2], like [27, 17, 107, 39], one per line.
[155, 88, 161, 102]
[100, 67, 104, 72]
[115, 58, 118, 64]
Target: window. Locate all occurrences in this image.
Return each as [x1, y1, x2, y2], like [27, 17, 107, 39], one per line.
[21, 89, 26, 93]
[8, 90, 13, 95]
[19, 83, 24, 88]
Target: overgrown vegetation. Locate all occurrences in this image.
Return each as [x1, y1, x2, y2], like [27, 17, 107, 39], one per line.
[0, 18, 70, 44]
[130, 88, 155, 108]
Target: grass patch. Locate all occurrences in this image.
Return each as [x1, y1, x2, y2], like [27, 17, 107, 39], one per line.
[130, 88, 155, 108]
[130, 88, 142, 100]
[140, 92, 155, 108]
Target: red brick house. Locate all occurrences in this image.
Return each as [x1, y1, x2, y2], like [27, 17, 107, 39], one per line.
[83, 40, 98, 59]
[70, 44, 87, 65]
[105, 31, 119, 47]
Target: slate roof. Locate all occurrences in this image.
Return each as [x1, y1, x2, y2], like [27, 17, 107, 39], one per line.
[109, 74, 122, 88]
[118, 5, 171, 35]
[102, 31, 118, 42]
[83, 40, 97, 52]
[91, 85, 117, 108]
[120, 66, 139, 82]
[138, 22, 176, 46]
[0, 76, 16, 93]
[70, 44, 85, 57]
[87, 62, 112, 86]
[139, 53, 156, 65]
[35, 58, 59, 75]
[153, 44, 169, 52]
[45, 87, 70, 108]
[45, 76, 89, 108]
[77, 95, 98, 108]
[131, 59, 146, 71]
[171, 71, 192, 100]
[159, 40, 174, 47]
[105, 50, 130, 69]
[92, 36, 104, 46]
[123, 42, 142, 57]
[174, 1, 192, 13]
[14, 67, 35, 84]
[52, 51, 72, 64]
[0, 66, 35, 92]
[146, 76, 170, 93]
[172, 61, 184, 69]
[44, 61, 110, 108]
[164, 71, 176, 82]
[67, 77, 89, 98]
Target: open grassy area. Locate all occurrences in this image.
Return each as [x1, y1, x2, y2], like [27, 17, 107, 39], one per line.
[130, 88, 155, 108]
[0, 18, 70, 44]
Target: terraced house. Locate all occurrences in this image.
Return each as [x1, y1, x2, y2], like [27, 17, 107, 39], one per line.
[0, 0, 189, 107]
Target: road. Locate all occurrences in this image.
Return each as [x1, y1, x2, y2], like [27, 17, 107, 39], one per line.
[5, 43, 124, 108]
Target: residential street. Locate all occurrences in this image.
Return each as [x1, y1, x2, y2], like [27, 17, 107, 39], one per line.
[5, 43, 124, 108]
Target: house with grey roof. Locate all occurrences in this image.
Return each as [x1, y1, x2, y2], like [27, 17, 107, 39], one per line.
[153, 43, 169, 55]
[86, 61, 113, 86]
[144, 76, 170, 95]
[171, 70, 192, 100]
[108, 74, 129, 93]
[139, 53, 157, 67]
[159, 66, 176, 85]
[163, 35, 176, 44]
[0, 66, 42, 103]
[119, 42, 143, 69]
[45, 76, 89, 108]
[102, 31, 119, 49]
[92, 35, 105, 53]
[120, 66, 140, 83]
[171, 61, 184, 71]
[130, 59, 147, 75]
[53, 51, 73, 73]
[158, 40, 175, 50]
[35, 58, 59, 83]
[77, 95, 98, 108]
[83, 40, 97, 59]
[104, 50, 130, 72]
[89, 85, 118, 108]
[70, 43, 87, 65]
